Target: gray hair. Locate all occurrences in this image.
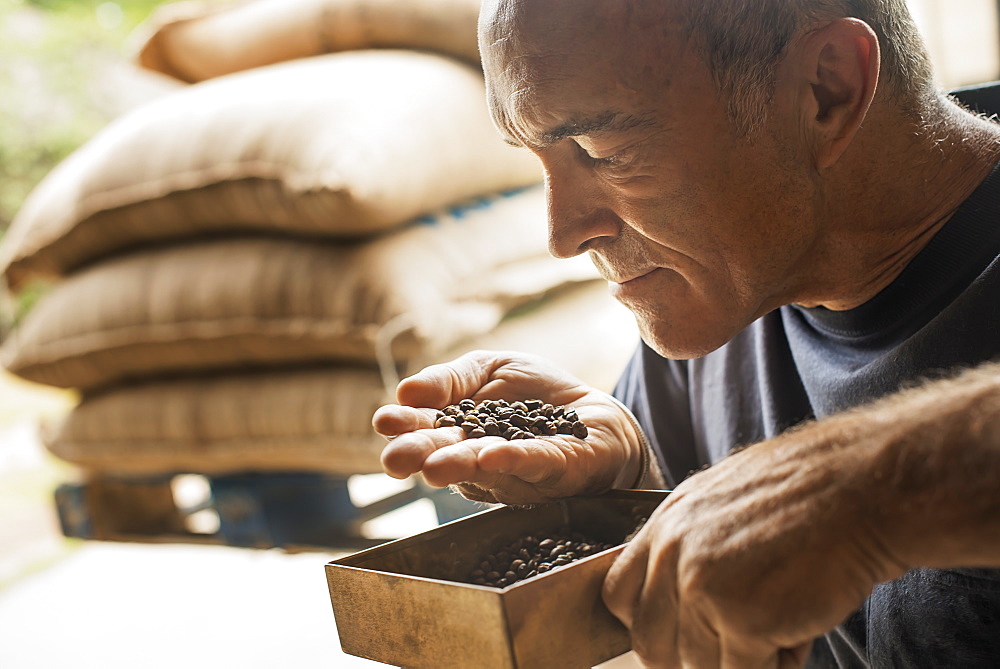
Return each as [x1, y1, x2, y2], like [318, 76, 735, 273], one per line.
[683, 0, 935, 135]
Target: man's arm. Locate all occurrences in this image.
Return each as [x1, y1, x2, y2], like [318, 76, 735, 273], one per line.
[861, 361, 1000, 569]
[603, 360, 1000, 668]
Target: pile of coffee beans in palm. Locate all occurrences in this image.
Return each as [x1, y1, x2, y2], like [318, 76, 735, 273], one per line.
[467, 529, 616, 588]
[434, 398, 588, 441]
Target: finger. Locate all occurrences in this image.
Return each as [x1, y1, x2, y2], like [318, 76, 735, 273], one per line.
[630, 544, 681, 668]
[603, 524, 653, 630]
[719, 637, 790, 669]
[716, 627, 812, 669]
[372, 404, 436, 438]
[779, 643, 812, 669]
[380, 426, 467, 479]
[395, 351, 505, 407]
[720, 648, 777, 669]
[677, 606, 720, 669]
[421, 437, 508, 487]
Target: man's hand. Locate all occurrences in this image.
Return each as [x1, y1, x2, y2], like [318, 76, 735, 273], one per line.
[603, 414, 911, 668]
[373, 350, 644, 504]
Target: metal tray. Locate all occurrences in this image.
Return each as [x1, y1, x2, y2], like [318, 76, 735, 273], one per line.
[326, 489, 669, 668]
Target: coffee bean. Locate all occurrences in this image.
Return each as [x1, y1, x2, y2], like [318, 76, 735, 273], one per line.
[468, 427, 486, 438]
[509, 414, 528, 428]
[439, 399, 589, 443]
[466, 518, 654, 588]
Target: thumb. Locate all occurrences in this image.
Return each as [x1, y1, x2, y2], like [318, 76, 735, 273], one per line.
[396, 351, 506, 407]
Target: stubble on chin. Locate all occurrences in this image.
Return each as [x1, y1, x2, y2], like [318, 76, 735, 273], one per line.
[629, 302, 745, 361]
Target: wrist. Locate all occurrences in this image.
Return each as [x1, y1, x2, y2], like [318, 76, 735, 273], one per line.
[606, 394, 651, 489]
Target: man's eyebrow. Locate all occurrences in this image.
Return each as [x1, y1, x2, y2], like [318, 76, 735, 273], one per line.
[538, 112, 657, 147]
[500, 112, 657, 150]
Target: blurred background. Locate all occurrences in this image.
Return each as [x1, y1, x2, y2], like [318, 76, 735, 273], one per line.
[0, 0, 998, 667]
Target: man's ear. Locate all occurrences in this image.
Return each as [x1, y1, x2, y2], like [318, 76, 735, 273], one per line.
[794, 18, 880, 170]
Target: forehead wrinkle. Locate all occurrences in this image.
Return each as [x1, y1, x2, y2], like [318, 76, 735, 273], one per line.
[491, 56, 662, 149]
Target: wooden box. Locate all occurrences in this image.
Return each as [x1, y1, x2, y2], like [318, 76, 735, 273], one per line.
[326, 489, 669, 668]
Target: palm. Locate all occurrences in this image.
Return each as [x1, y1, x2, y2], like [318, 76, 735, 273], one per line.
[374, 351, 641, 504]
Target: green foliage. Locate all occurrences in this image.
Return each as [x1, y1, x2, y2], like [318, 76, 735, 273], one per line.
[0, 0, 170, 231]
[22, 0, 165, 22]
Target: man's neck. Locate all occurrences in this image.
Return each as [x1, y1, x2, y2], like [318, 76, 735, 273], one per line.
[796, 95, 1000, 311]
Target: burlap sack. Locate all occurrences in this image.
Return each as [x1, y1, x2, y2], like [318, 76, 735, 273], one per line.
[42, 282, 640, 476]
[133, 0, 482, 82]
[0, 50, 541, 290]
[2, 187, 599, 390]
[43, 365, 391, 475]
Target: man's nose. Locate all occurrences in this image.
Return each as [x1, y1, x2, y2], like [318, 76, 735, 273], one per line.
[544, 163, 621, 259]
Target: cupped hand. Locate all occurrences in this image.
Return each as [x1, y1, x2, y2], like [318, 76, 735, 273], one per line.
[373, 350, 644, 505]
[602, 417, 910, 668]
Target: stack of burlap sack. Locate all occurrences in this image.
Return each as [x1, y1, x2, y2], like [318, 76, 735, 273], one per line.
[0, 0, 640, 480]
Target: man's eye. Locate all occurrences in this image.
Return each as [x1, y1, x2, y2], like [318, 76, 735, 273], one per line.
[572, 141, 637, 176]
[589, 150, 638, 176]
[592, 154, 626, 168]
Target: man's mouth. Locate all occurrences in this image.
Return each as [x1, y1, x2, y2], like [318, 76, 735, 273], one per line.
[608, 268, 661, 298]
[607, 267, 659, 285]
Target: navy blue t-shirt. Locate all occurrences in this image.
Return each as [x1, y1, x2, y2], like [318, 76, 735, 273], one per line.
[613, 159, 1000, 664]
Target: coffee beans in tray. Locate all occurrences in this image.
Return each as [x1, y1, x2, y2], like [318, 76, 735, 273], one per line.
[467, 528, 615, 588]
[435, 398, 589, 441]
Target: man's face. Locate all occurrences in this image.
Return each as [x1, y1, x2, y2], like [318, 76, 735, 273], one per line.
[480, 0, 822, 358]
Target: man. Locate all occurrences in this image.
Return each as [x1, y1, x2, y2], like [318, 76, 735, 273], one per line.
[374, 0, 1000, 666]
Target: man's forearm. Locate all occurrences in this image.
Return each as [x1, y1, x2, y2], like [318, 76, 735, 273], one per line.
[839, 361, 1000, 571]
